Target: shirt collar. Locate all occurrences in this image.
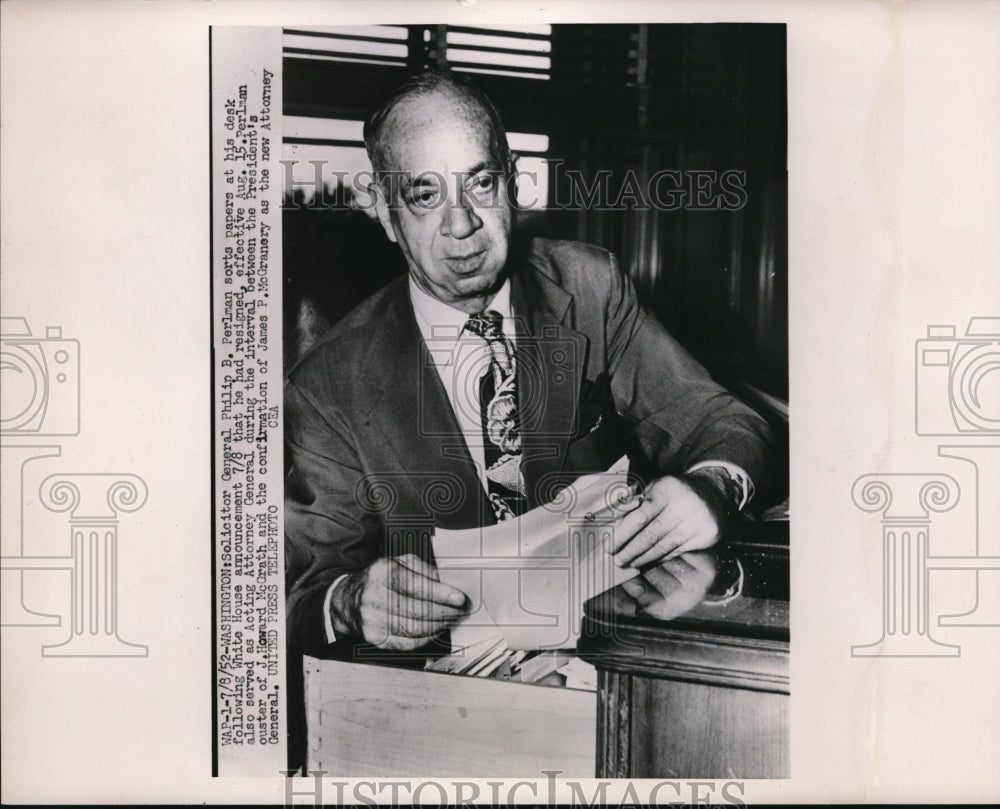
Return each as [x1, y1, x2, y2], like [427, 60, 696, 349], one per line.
[409, 275, 512, 345]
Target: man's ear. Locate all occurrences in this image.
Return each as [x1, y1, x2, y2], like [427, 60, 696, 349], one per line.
[370, 181, 398, 244]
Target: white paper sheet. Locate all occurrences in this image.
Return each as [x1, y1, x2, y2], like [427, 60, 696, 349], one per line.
[433, 457, 639, 651]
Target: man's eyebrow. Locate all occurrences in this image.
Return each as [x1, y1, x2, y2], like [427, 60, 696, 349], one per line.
[461, 160, 501, 177]
[399, 173, 442, 191]
[395, 160, 502, 194]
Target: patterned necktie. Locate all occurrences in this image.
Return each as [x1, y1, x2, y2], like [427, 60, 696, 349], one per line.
[464, 310, 526, 521]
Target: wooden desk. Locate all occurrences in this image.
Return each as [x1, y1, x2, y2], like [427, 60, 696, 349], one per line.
[578, 531, 789, 778]
[302, 527, 789, 778]
[303, 657, 596, 776]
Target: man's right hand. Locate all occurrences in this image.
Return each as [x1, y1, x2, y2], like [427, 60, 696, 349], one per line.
[329, 554, 469, 650]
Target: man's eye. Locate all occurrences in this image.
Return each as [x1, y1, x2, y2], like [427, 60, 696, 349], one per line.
[406, 187, 441, 209]
[467, 173, 498, 200]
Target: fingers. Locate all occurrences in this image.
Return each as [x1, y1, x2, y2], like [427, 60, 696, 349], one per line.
[622, 574, 664, 608]
[607, 490, 656, 553]
[626, 525, 698, 569]
[641, 561, 686, 595]
[358, 555, 470, 648]
[395, 552, 440, 581]
[392, 554, 467, 608]
[391, 587, 464, 620]
[611, 478, 682, 565]
[378, 634, 440, 651]
[675, 549, 717, 578]
[609, 478, 689, 554]
[610, 476, 721, 569]
[613, 510, 686, 567]
[622, 577, 648, 599]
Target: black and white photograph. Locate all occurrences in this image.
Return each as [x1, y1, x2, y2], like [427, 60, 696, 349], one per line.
[276, 22, 789, 780]
[2, 1, 999, 805]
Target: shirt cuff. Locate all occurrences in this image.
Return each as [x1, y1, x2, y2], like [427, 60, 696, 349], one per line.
[685, 461, 755, 511]
[323, 574, 350, 645]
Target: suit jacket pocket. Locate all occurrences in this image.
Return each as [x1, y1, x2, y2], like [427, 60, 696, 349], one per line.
[575, 373, 614, 439]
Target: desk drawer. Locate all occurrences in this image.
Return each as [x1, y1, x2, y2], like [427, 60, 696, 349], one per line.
[304, 657, 596, 776]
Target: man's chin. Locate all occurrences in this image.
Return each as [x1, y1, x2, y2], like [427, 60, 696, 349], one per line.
[449, 267, 505, 298]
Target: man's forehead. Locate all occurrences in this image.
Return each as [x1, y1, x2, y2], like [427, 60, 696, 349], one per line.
[379, 90, 496, 168]
[386, 87, 489, 129]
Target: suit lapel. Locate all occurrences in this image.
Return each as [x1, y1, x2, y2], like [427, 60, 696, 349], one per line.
[363, 257, 590, 521]
[511, 258, 589, 510]
[364, 282, 489, 529]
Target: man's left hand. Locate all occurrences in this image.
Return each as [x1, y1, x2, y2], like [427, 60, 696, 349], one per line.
[609, 472, 735, 569]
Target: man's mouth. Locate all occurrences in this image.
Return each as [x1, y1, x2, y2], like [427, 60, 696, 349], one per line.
[443, 249, 486, 271]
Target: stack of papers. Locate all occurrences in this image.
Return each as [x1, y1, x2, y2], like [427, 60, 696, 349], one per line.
[425, 635, 527, 679]
[432, 457, 639, 653]
[425, 640, 594, 691]
[557, 657, 598, 691]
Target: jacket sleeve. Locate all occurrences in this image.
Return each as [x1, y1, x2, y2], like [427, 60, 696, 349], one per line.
[598, 251, 775, 501]
[284, 377, 381, 655]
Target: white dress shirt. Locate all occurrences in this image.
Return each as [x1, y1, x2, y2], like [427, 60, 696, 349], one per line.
[409, 276, 517, 492]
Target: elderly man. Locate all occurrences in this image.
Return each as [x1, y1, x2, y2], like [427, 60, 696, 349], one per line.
[284, 69, 773, 657]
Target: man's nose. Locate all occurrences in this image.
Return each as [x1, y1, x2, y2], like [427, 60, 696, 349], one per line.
[439, 189, 482, 239]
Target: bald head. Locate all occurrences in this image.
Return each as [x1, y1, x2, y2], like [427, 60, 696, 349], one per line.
[363, 69, 514, 181]
[362, 70, 517, 314]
